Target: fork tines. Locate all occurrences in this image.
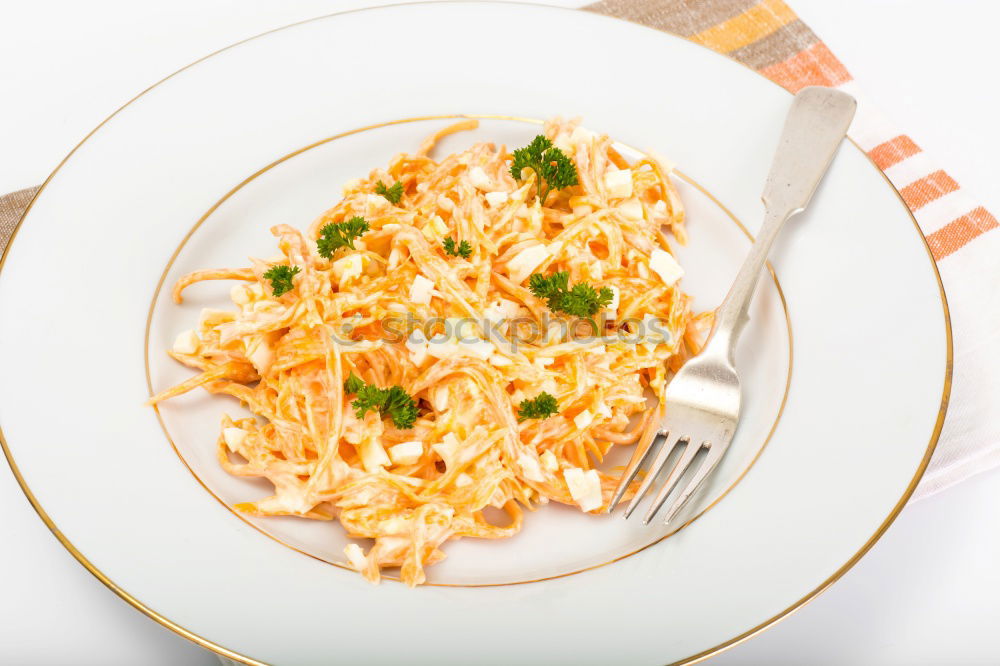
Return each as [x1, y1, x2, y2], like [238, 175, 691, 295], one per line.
[608, 431, 726, 525]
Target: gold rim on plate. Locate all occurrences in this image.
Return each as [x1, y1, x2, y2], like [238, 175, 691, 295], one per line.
[0, 3, 952, 665]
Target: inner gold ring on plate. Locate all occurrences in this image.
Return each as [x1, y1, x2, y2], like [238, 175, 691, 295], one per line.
[143, 113, 794, 588]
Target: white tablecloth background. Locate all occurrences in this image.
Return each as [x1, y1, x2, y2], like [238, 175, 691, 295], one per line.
[2, 1, 998, 663]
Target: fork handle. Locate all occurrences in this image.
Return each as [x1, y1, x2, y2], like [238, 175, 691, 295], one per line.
[705, 87, 856, 361]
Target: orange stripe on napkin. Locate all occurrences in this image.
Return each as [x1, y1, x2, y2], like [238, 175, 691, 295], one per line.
[868, 135, 922, 170]
[899, 170, 960, 210]
[926, 207, 999, 260]
[758, 41, 851, 92]
[689, 0, 796, 53]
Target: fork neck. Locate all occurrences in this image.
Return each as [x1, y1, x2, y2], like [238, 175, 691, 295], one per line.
[703, 205, 796, 364]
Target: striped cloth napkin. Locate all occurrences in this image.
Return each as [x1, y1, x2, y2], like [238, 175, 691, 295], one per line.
[2, 0, 996, 500]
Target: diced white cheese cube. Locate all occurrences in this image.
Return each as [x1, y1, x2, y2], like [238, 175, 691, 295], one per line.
[344, 543, 366, 571]
[652, 200, 668, 217]
[426, 338, 460, 360]
[518, 454, 546, 482]
[230, 284, 251, 305]
[222, 427, 246, 451]
[573, 410, 594, 430]
[619, 198, 644, 221]
[421, 214, 449, 241]
[506, 244, 551, 284]
[641, 313, 672, 351]
[468, 166, 492, 191]
[482, 302, 508, 327]
[332, 254, 364, 287]
[488, 354, 512, 367]
[409, 274, 435, 305]
[596, 402, 613, 419]
[198, 308, 231, 329]
[359, 439, 390, 473]
[534, 357, 554, 367]
[498, 298, 521, 320]
[366, 193, 390, 209]
[540, 450, 559, 472]
[650, 248, 684, 286]
[245, 335, 274, 375]
[405, 330, 430, 367]
[461, 338, 496, 361]
[483, 301, 507, 324]
[484, 191, 509, 207]
[607, 285, 620, 311]
[172, 329, 200, 355]
[432, 433, 461, 465]
[341, 178, 363, 194]
[455, 473, 473, 488]
[603, 169, 633, 199]
[564, 467, 603, 512]
[388, 440, 423, 465]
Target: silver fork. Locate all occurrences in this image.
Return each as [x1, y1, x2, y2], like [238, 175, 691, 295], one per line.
[608, 86, 857, 525]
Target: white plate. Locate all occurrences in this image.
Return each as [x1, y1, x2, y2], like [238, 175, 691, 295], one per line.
[0, 2, 949, 664]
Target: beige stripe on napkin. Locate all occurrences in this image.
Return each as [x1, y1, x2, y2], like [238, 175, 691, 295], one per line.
[0, 187, 39, 254]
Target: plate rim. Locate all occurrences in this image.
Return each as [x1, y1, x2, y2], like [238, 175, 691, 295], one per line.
[0, 2, 952, 664]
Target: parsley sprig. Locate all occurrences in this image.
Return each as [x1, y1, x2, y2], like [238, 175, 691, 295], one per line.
[528, 271, 614, 318]
[344, 372, 365, 395]
[442, 236, 472, 259]
[517, 392, 559, 422]
[317, 216, 369, 259]
[374, 180, 404, 204]
[509, 135, 579, 204]
[262, 264, 300, 297]
[343, 372, 419, 429]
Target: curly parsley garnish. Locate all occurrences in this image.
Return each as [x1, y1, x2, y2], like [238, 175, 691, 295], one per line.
[374, 179, 404, 204]
[517, 392, 559, 422]
[509, 135, 579, 204]
[317, 216, 369, 259]
[343, 372, 418, 430]
[262, 264, 300, 297]
[442, 236, 472, 259]
[528, 271, 614, 318]
[344, 372, 366, 395]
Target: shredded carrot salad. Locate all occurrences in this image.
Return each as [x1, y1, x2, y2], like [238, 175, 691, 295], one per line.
[150, 118, 710, 586]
